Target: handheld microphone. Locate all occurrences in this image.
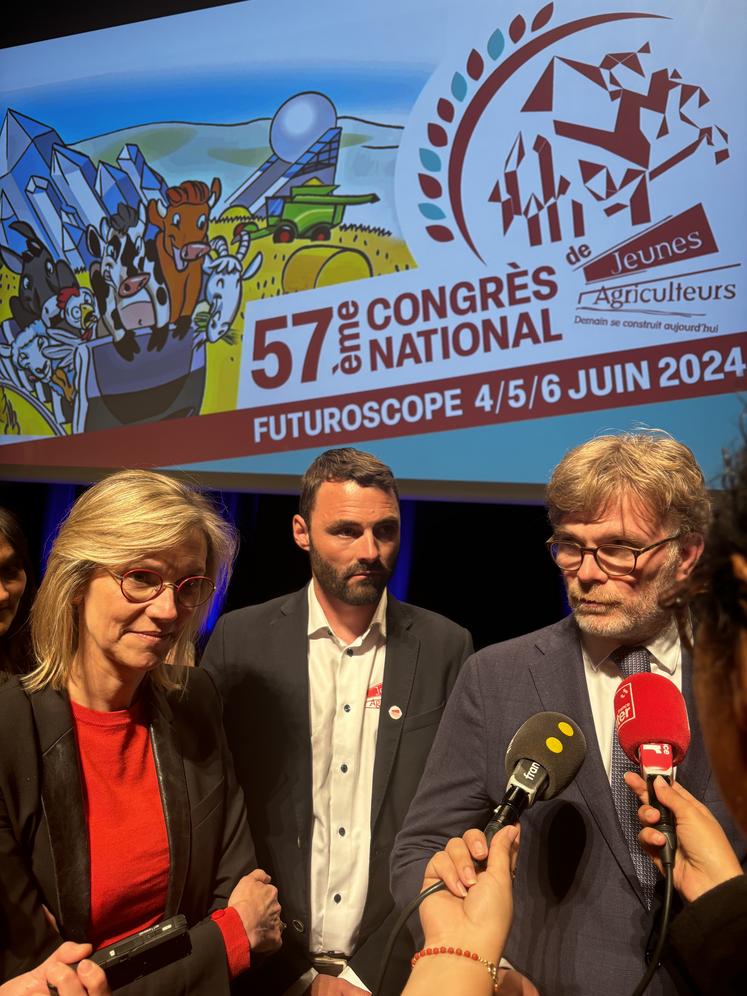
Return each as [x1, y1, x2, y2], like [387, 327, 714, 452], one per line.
[375, 712, 586, 996]
[484, 711, 587, 844]
[614, 672, 690, 865]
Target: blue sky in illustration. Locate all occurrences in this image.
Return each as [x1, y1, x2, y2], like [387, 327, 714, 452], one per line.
[0, 0, 728, 141]
[0, 67, 428, 144]
[0, 0, 484, 139]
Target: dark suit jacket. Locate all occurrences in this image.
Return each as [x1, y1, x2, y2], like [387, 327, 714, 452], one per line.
[390, 616, 747, 996]
[0, 668, 256, 993]
[201, 586, 473, 995]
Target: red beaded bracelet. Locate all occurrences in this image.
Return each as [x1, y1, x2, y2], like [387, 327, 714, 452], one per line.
[411, 945, 500, 991]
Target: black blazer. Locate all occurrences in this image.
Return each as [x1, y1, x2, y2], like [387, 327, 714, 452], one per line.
[0, 667, 257, 993]
[201, 587, 473, 995]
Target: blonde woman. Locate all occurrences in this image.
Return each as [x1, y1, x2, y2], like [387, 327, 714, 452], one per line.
[0, 471, 281, 993]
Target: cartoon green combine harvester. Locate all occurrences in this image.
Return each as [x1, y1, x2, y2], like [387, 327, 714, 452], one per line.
[242, 178, 379, 243]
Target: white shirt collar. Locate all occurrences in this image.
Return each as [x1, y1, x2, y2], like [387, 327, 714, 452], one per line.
[306, 580, 388, 646]
[581, 616, 682, 675]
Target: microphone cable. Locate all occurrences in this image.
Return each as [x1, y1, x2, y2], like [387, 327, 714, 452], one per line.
[374, 878, 447, 996]
[614, 673, 688, 995]
[631, 866, 675, 996]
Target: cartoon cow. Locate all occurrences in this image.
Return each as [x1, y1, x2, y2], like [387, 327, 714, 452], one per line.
[199, 227, 263, 343]
[86, 202, 171, 359]
[147, 179, 220, 339]
[0, 221, 78, 330]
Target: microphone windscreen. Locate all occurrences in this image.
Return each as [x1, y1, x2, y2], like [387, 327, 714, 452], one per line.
[505, 712, 586, 800]
[614, 672, 690, 766]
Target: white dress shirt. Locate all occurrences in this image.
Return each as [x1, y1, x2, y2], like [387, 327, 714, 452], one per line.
[285, 583, 387, 995]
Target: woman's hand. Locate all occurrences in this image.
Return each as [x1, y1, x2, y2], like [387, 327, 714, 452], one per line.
[228, 868, 283, 952]
[419, 825, 520, 961]
[625, 772, 743, 902]
[403, 828, 540, 996]
[0, 942, 110, 995]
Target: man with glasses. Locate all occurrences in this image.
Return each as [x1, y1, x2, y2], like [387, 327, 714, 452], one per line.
[391, 430, 746, 996]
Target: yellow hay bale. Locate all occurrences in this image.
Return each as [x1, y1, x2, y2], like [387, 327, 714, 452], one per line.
[282, 245, 372, 294]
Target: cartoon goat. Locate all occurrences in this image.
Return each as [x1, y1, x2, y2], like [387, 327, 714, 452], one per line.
[198, 226, 262, 343]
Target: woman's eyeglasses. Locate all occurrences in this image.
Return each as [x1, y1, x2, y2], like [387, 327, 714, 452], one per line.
[109, 569, 215, 608]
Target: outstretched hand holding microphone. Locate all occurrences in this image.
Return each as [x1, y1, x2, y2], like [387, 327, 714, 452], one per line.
[614, 671, 692, 870]
[614, 670, 745, 995]
[615, 669, 742, 900]
[399, 712, 586, 996]
[625, 773, 743, 903]
[405, 824, 525, 996]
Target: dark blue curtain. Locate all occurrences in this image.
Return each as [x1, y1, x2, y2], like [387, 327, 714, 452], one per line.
[0, 478, 569, 652]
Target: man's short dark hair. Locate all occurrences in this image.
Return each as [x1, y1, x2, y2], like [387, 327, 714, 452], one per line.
[299, 448, 399, 522]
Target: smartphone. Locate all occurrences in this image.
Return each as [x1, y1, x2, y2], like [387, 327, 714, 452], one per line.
[49, 915, 191, 992]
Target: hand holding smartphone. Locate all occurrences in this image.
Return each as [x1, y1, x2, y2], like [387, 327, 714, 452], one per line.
[48, 916, 191, 994]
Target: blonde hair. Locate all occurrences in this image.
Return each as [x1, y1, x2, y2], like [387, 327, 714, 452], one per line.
[26, 470, 238, 692]
[546, 430, 711, 536]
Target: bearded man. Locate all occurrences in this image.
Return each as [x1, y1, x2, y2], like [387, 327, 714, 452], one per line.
[391, 430, 746, 996]
[202, 447, 473, 996]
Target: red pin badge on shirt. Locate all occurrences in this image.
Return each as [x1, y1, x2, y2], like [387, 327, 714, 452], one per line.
[366, 683, 382, 709]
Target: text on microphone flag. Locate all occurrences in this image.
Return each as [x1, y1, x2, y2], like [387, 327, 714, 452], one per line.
[615, 680, 636, 732]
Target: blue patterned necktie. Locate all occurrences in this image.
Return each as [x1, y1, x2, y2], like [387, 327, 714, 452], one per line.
[610, 646, 658, 908]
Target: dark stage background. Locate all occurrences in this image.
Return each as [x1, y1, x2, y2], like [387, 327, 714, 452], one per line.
[0, 477, 569, 654]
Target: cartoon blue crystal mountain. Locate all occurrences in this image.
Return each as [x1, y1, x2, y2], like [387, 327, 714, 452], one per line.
[0, 109, 168, 269]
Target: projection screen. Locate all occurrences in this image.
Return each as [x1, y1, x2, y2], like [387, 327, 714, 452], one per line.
[0, 0, 744, 497]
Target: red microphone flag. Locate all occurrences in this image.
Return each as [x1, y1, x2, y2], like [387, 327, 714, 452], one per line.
[614, 671, 690, 767]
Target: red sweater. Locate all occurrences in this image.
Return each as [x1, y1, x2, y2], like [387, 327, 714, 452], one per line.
[71, 699, 249, 976]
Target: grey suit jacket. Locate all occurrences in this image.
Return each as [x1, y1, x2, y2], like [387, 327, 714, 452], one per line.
[0, 668, 256, 993]
[390, 615, 747, 996]
[201, 586, 473, 995]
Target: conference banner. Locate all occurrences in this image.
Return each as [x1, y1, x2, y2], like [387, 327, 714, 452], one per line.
[0, 0, 744, 492]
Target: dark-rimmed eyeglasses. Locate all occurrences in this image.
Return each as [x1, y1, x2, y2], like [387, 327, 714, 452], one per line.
[109, 569, 216, 608]
[546, 534, 681, 578]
